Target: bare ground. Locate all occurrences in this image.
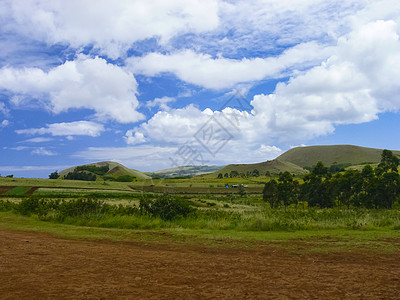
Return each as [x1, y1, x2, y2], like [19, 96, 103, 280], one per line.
[1, 228, 399, 299]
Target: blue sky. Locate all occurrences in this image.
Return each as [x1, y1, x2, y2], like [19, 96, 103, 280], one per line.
[1, 0, 400, 178]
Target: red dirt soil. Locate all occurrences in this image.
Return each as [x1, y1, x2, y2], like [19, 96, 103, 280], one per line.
[1, 229, 399, 299]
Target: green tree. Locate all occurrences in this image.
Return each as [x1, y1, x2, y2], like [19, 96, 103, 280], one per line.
[217, 173, 223, 179]
[375, 172, 400, 209]
[277, 171, 295, 208]
[356, 165, 377, 208]
[301, 162, 334, 208]
[378, 149, 400, 173]
[230, 170, 239, 178]
[49, 170, 60, 179]
[238, 185, 247, 197]
[252, 169, 260, 177]
[263, 179, 278, 208]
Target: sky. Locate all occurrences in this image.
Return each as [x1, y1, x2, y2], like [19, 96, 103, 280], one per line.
[0, 0, 400, 178]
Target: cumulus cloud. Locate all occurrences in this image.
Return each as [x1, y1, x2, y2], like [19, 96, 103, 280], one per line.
[16, 121, 104, 137]
[128, 42, 334, 89]
[0, 56, 144, 123]
[146, 97, 176, 111]
[126, 20, 400, 155]
[1, 0, 219, 58]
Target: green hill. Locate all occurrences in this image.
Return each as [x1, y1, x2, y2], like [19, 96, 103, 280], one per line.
[206, 159, 308, 178]
[59, 161, 151, 180]
[147, 165, 224, 178]
[278, 145, 400, 169]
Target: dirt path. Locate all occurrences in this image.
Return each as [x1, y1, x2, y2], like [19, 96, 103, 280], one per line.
[1, 229, 399, 299]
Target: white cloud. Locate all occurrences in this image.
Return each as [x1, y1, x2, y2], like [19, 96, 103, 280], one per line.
[0, 165, 69, 172]
[31, 147, 57, 156]
[0, 102, 10, 116]
[124, 19, 400, 158]
[0, 56, 144, 123]
[124, 131, 147, 145]
[1, 119, 9, 128]
[16, 121, 104, 137]
[8, 146, 29, 151]
[1, 0, 219, 58]
[146, 96, 176, 111]
[128, 43, 334, 89]
[20, 137, 53, 143]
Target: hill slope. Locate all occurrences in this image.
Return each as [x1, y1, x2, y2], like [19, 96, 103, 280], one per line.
[205, 159, 308, 178]
[147, 165, 224, 178]
[278, 145, 400, 168]
[59, 161, 151, 179]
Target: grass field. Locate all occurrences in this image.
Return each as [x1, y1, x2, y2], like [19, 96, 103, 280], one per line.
[1, 175, 399, 298]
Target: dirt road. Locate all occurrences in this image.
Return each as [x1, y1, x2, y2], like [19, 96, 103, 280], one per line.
[1, 229, 399, 299]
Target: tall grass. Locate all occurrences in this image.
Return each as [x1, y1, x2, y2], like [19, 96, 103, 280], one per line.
[1, 196, 399, 232]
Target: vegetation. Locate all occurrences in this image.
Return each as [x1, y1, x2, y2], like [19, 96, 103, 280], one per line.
[75, 165, 109, 176]
[263, 150, 400, 209]
[48, 171, 60, 179]
[278, 145, 400, 168]
[64, 170, 97, 181]
[1, 148, 399, 237]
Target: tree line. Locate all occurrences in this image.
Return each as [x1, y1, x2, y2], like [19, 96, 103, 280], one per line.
[263, 150, 400, 209]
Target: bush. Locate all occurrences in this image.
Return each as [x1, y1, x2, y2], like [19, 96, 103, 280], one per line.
[116, 175, 135, 182]
[140, 194, 195, 221]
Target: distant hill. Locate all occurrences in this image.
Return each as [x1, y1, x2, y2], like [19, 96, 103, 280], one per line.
[59, 161, 151, 180]
[205, 159, 308, 178]
[278, 145, 400, 169]
[147, 165, 224, 178]
[205, 145, 400, 178]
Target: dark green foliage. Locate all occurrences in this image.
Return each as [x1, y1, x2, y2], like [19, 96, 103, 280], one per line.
[277, 171, 298, 208]
[140, 194, 195, 221]
[48, 170, 60, 179]
[229, 170, 239, 178]
[0, 200, 17, 212]
[301, 162, 334, 208]
[115, 175, 135, 182]
[217, 173, 223, 179]
[17, 196, 53, 217]
[378, 149, 400, 173]
[329, 163, 351, 173]
[238, 185, 247, 197]
[263, 179, 278, 208]
[277, 151, 400, 209]
[65, 171, 96, 181]
[75, 165, 110, 176]
[252, 169, 260, 177]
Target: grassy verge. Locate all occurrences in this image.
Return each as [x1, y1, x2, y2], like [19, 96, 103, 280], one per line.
[0, 212, 399, 254]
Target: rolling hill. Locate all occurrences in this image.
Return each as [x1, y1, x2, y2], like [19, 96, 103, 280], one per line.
[278, 145, 400, 168]
[59, 161, 151, 180]
[205, 159, 308, 178]
[146, 165, 224, 178]
[205, 145, 400, 178]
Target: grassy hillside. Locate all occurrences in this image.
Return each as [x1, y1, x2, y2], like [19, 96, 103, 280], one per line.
[278, 145, 400, 168]
[59, 161, 151, 179]
[147, 165, 224, 178]
[206, 159, 308, 178]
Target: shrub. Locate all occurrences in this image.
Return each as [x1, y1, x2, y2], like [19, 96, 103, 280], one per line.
[116, 175, 135, 182]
